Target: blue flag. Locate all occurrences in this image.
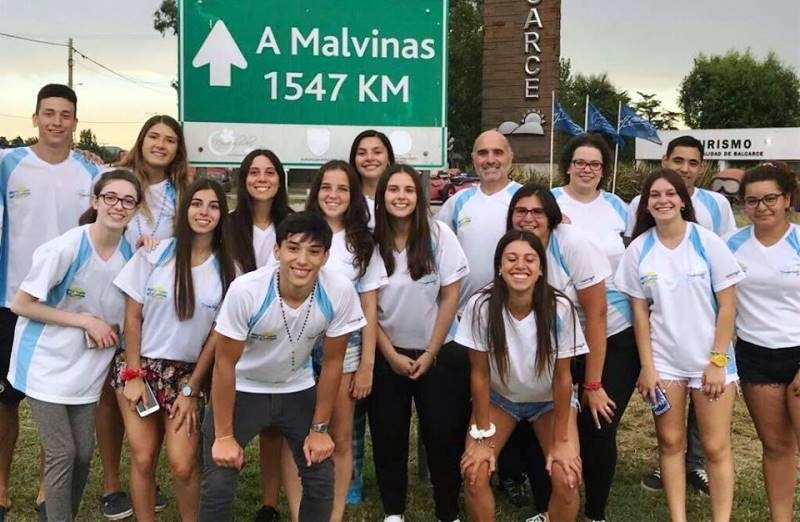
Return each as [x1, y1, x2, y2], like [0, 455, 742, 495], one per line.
[553, 101, 584, 136]
[587, 103, 623, 145]
[618, 105, 663, 145]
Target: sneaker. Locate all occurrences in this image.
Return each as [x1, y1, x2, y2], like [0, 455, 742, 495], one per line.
[640, 467, 662, 491]
[687, 468, 709, 495]
[35, 501, 47, 522]
[499, 476, 531, 508]
[102, 491, 133, 520]
[154, 486, 167, 512]
[383, 516, 405, 522]
[526, 515, 548, 522]
[254, 505, 280, 522]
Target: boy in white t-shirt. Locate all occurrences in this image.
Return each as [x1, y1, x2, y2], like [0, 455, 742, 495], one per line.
[0, 84, 104, 519]
[199, 212, 366, 521]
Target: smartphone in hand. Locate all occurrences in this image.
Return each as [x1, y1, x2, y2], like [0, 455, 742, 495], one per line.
[136, 380, 160, 417]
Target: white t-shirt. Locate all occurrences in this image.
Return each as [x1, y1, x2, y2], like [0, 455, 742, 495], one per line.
[552, 188, 631, 335]
[124, 178, 177, 248]
[365, 195, 376, 230]
[436, 181, 522, 311]
[615, 223, 745, 377]
[546, 224, 612, 333]
[326, 229, 388, 292]
[725, 224, 800, 349]
[378, 220, 469, 349]
[7, 225, 133, 404]
[114, 238, 223, 362]
[456, 292, 588, 403]
[253, 224, 277, 269]
[0, 148, 105, 306]
[626, 188, 736, 237]
[215, 265, 366, 394]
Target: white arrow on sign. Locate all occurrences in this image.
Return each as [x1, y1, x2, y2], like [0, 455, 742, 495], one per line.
[192, 20, 248, 87]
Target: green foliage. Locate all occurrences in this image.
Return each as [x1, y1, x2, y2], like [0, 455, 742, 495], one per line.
[631, 91, 680, 130]
[153, 0, 178, 36]
[9, 136, 25, 148]
[447, 0, 483, 161]
[24, 136, 38, 146]
[77, 129, 102, 155]
[679, 50, 800, 128]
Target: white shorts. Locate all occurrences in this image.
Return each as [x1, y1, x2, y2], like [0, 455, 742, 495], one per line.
[658, 371, 739, 390]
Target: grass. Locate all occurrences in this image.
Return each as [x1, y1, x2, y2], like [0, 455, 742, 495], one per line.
[5, 395, 798, 521]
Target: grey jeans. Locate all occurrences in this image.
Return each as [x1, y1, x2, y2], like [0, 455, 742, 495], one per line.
[28, 398, 97, 522]
[199, 386, 333, 521]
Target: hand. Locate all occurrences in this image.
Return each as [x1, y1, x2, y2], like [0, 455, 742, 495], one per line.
[350, 361, 374, 400]
[409, 351, 435, 380]
[387, 351, 414, 377]
[460, 439, 496, 486]
[212, 436, 244, 469]
[636, 365, 661, 406]
[81, 315, 119, 349]
[169, 394, 198, 436]
[136, 235, 161, 252]
[547, 440, 582, 489]
[583, 387, 616, 428]
[74, 148, 105, 165]
[303, 431, 335, 466]
[122, 378, 147, 411]
[561, 213, 572, 224]
[702, 364, 726, 400]
[790, 368, 800, 397]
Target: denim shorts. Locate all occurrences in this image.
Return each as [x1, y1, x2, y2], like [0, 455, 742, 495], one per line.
[490, 389, 578, 422]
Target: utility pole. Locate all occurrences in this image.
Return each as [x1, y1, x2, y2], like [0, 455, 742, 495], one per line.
[67, 38, 74, 89]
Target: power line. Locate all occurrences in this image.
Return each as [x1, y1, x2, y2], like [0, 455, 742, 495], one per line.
[0, 31, 67, 47]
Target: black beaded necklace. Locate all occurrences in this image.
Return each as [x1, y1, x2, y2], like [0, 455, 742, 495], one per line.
[276, 272, 316, 371]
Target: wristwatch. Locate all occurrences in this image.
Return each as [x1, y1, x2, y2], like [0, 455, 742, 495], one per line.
[310, 422, 330, 434]
[709, 352, 729, 368]
[181, 384, 195, 397]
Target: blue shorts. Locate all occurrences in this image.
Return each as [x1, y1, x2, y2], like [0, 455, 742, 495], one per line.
[490, 390, 556, 422]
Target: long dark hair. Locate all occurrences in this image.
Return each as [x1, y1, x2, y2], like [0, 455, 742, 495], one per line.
[118, 115, 189, 222]
[305, 160, 374, 278]
[79, 169, 143, 225]
[229, 149, 292, 273]
[374, 164, 435, 279]
[631, 169, 697, 239]
[473, 230, 574, 383]
[173, 178, 236, 320]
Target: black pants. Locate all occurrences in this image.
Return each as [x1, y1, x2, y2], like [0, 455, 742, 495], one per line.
[500, 327, 640, 519]
[199, 387, 333, 522]
[368, 342, 470, 522]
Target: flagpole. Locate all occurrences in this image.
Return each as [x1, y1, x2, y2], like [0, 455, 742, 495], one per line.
[549, 91, 555, 188]
[612, 100, 621, 194]
[584, 94, 589, 131]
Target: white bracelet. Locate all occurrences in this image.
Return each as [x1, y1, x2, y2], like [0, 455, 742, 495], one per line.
[469, 422, 496, 440]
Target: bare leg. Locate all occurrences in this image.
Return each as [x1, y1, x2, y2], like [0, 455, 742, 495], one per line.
[259, 429, 283, 511]
[654, 382, 689, 522]
[117, 392, 162, 522]
[330, 373, 356, 522]
[96, 378, 125, 495]
[532, 409, 580, 522]
[163, 412, 200, 521]
[0, 404, 19, 509]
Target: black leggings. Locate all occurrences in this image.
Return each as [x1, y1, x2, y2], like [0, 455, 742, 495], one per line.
[498, 327, 639, 519]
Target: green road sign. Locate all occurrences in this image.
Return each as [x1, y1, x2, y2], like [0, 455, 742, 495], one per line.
[179, 0, 448, 168]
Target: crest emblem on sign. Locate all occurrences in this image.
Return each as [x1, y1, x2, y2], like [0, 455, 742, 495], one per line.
[306, 128, 331, 156]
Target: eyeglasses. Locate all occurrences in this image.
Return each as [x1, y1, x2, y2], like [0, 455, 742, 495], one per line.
[743, 193, 785, 209]
[571, 159, 603, 171]
[512, 206, 546, 218]
[98, 193, 138, 210]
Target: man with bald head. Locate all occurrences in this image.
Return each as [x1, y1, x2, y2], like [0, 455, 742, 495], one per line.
[437, 130, 522, 312]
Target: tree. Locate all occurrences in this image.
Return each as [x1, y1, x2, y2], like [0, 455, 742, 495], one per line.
[679, 50, 800, 128]
[0, 137, 8, 149]
[24, 137, 38, 146]
[631, 91, 680, 130]
[448, 0, 483, 161]
[78, 129, 102, 155]
[9, 136, 24, 148]
[153, 0, 177, 36]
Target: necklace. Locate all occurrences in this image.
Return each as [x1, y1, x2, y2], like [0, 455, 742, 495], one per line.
[135, 180, 171, 241]
[276, 272, 316, 371]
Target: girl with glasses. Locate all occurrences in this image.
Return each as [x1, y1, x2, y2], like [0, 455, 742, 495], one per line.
[7, 170, 142, 521]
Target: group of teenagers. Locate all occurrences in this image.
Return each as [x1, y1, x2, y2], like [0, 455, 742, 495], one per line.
[0, 83, 797, 522]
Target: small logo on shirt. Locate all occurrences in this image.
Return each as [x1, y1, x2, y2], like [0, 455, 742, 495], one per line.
[686, 270, 707, 280]
[9, 185, 31, 200]
[145, 285, 168, 301]
[66, 287, 86, 300]
[737, 261, 748, 274]
[457, 215, 472, 228]
[249, 331, 277, 342]
[199, 299, 220, 311]
[640, 272, 658, 286]
[418, 273, 439, 286]
[779, 263, 800, 277]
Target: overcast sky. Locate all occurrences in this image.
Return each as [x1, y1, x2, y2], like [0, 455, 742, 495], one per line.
[1, 0, 798, 146]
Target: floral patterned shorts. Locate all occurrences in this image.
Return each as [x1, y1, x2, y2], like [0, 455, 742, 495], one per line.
[111, 352, 195, 411]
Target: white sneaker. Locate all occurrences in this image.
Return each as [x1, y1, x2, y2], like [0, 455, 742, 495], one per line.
[384, 516, 405, 522]
[526, 514, 548, 522]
